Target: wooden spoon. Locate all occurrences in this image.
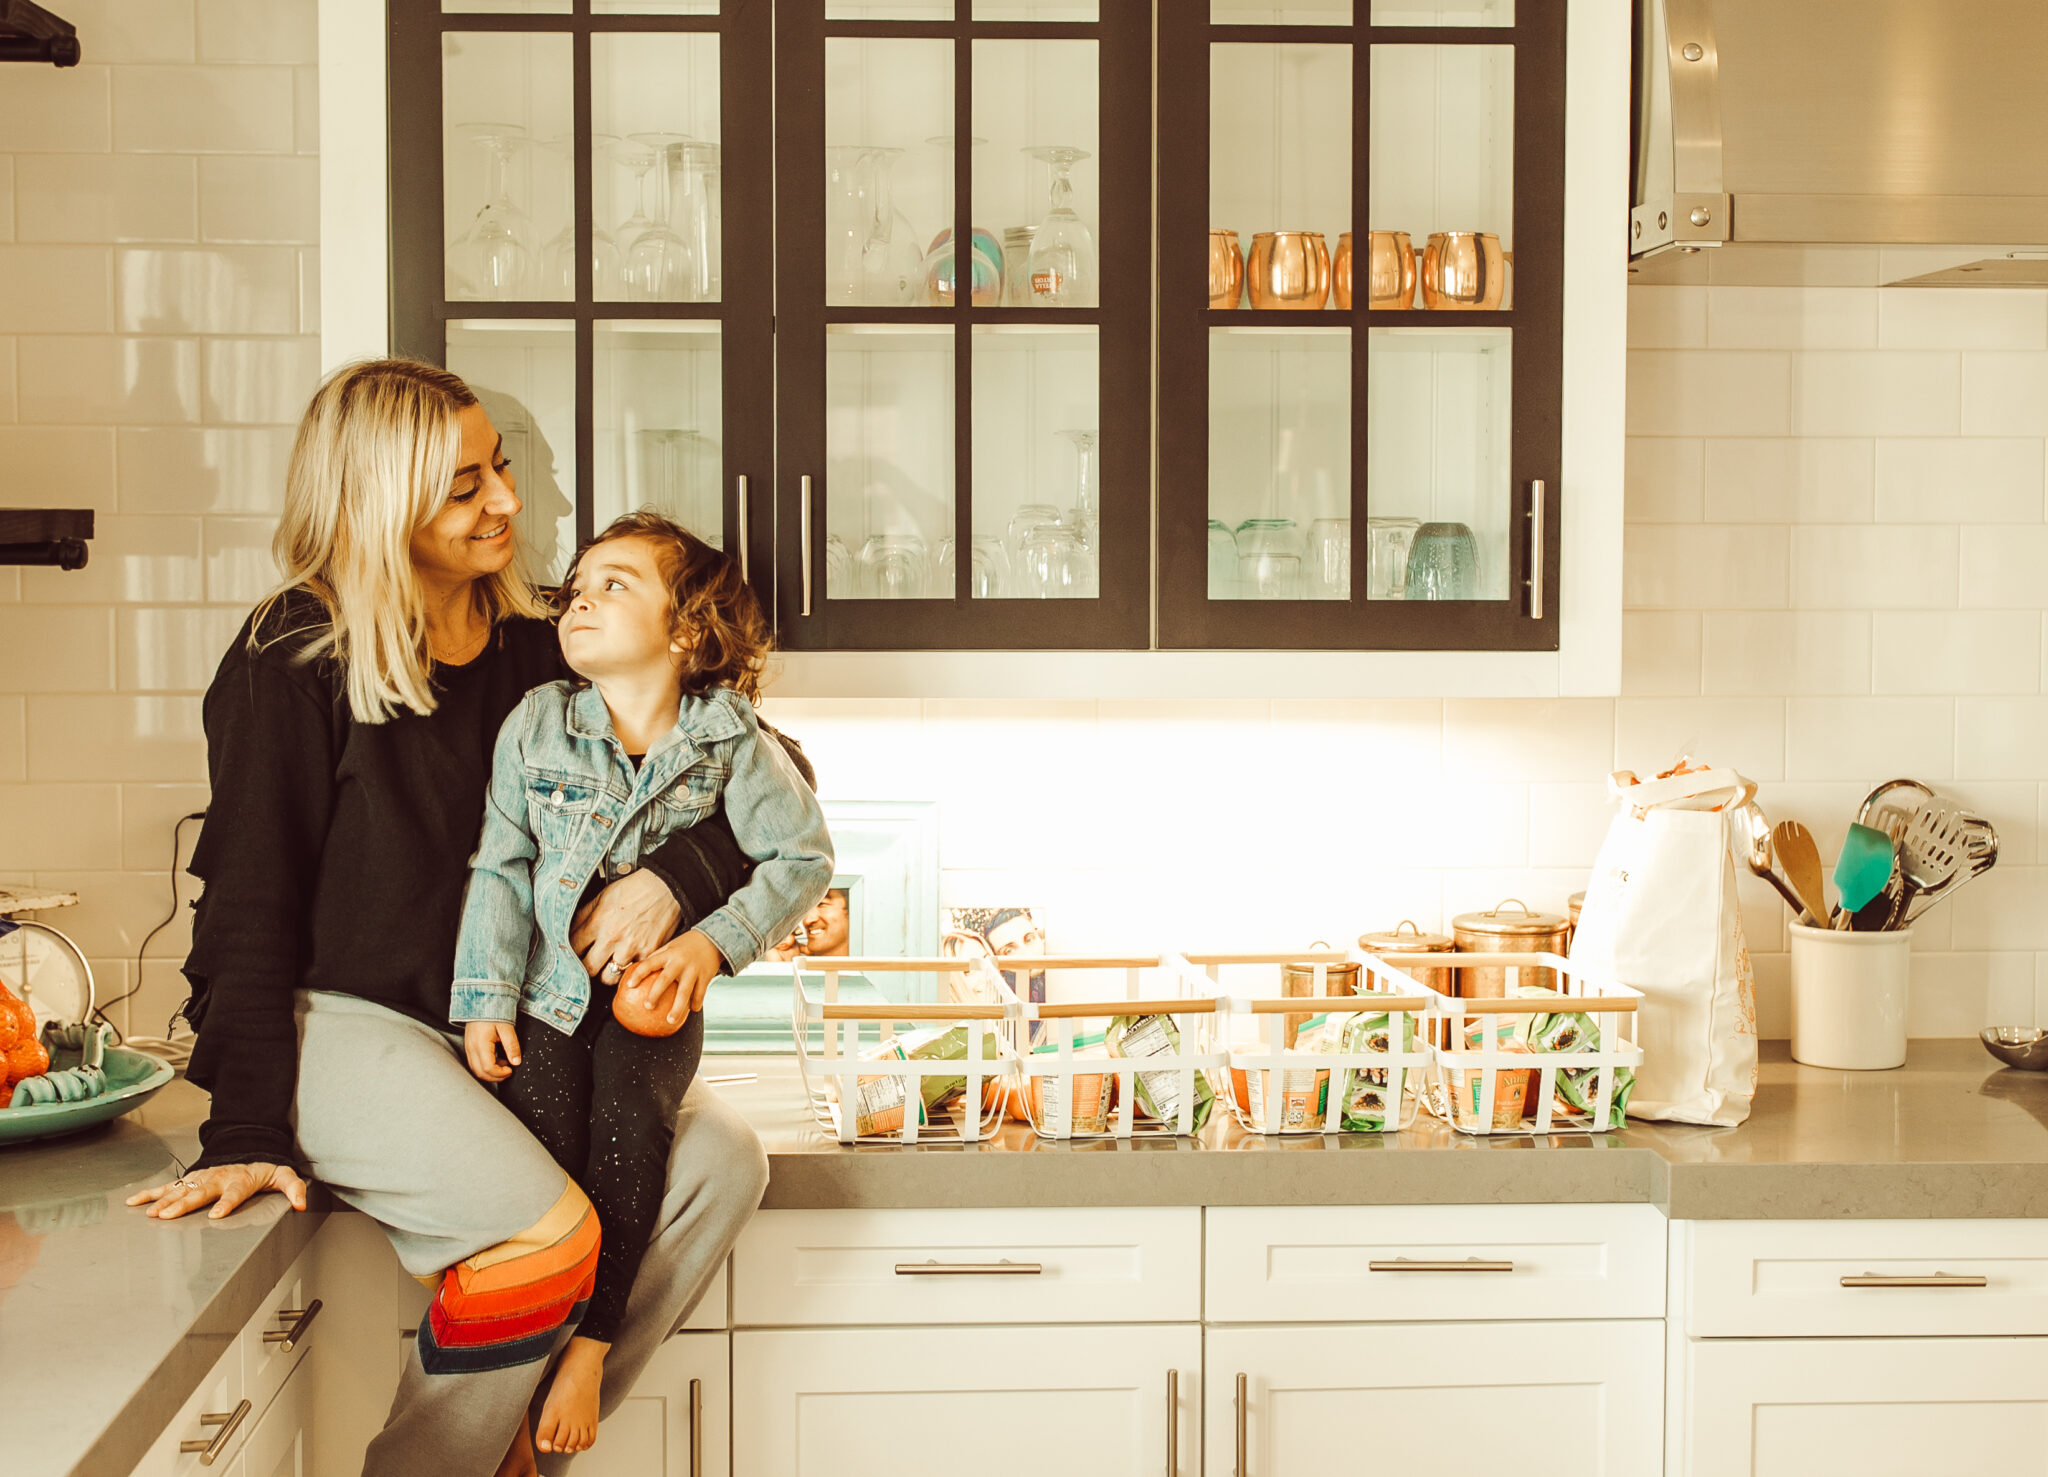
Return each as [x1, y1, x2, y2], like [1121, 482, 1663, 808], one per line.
[1772, 820, 1830, 927]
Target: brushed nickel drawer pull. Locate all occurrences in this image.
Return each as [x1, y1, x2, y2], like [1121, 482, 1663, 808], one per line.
[180, 1399, 252, 1464]
[893, 1258, 1043, 1276]
[1528, 479, 1545, 620]
[1841, 1272, 1988, 1288]
[1369, 1257, 1515, 1273]
[736, 475, 751, 583]
[800, 475, 815, 616]
[1165, 1369, 1178, 1475]
[263, 1298, 323, 1350]
[689, 1376, 703, 1477]
[1234, 1372, 1248, 1476]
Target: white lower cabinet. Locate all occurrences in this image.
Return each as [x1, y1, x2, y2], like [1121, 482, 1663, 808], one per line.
[731, 1324, 1201, 1476]
[1683, 1336, 2048, 1475]
[236, 1357, 315, 1477]
[1205, 1321, 1664, 1475]
[569, 1331, 731, 1477]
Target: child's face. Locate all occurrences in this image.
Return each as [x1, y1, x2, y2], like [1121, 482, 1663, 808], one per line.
[558, 536, 683, 681]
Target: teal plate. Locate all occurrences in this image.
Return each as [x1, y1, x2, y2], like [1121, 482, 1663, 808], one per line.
[0, 1044, 175, 1147]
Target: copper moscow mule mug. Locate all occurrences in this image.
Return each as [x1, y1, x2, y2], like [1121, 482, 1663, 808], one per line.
[1245, 231, 1331, 310]
[1208, 229, 1245, 309]
[1335, 231, 1416, 310]
[1420, 231, 1506, 310]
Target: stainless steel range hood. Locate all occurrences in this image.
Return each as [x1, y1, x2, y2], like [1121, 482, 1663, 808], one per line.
[1631, 0, 2048, 286]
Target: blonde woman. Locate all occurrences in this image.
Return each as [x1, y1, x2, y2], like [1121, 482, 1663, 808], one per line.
[127, 360, 773, 1477]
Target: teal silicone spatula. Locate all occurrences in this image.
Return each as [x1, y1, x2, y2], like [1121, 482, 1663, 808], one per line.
[1834, 822, 1895, 930]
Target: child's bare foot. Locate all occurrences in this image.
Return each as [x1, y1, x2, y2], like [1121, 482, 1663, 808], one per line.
[494, 1412, 538, 1477]
[535, 1336, 609, 1455]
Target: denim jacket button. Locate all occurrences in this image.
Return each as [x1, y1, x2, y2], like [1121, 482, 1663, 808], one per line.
[560, 876, 576, 888]
[551, 789, 565, 807]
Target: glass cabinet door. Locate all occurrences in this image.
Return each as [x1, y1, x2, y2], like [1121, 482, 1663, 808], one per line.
[390, 0, 773, 596]
[1158, 2, 1560, 649]
[773, 0, 1151, 649]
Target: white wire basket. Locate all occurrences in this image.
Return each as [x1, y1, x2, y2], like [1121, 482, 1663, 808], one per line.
[790, 955, 1023, 1145]
[1179, 951, 1431, 1136]
[1371, 949, 1644, 1136]
[1012, 956, 1228, 1140]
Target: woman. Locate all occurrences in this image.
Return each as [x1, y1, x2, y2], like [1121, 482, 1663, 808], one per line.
[128, 360, 771, 1477]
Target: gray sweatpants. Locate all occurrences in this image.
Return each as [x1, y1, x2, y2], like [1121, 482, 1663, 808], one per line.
[292, 990, 768, 1477]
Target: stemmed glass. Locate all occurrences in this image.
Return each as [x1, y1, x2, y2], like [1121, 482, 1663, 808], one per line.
[636, 428, 718, 550]
[622, 131, 695, 302]
[451, 123, 535, 301]
[1022, 145, 1097, 307]
[538, 132, 619, 300]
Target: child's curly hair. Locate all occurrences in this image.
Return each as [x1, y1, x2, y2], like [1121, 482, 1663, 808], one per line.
[560, 510, 772, 703]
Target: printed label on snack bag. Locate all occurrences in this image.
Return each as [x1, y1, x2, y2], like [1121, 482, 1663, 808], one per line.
[854, 1068, 913, 1136]
[1118, 1014, 1184, 1118]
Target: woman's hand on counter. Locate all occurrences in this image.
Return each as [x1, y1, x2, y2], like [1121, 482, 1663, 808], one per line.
[571, 867, 682, 980]
[125, 1162, 311, 1221]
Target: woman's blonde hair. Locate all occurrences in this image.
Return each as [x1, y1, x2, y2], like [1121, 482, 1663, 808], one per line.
[254, 358, 548, 723]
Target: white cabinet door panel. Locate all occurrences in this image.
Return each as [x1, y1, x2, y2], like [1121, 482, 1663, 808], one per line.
[733, 1325, 1199, 1477]
[571, 1331, 729, 1477]
[1205, 1322, 1662, 1476]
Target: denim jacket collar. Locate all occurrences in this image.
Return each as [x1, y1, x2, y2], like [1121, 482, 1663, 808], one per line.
[565, 682, 747, 752]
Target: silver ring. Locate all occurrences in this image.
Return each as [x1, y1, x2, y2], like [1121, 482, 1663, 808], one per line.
[601, 962, 623, 984]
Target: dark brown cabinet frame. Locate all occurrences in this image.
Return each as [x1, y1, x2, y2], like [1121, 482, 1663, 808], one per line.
[771, 2, 1154, 650]
[1156, 7, 1564, 651]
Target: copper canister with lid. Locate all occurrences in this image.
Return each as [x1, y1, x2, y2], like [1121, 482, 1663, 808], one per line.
[1450, 899, 1569, 997]
[1357, 920, 1455, 997]
[1278, 946, 1360, 1045]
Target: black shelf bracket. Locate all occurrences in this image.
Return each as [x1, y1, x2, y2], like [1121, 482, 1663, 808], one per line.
[0, 0, 80, 66]
[0, 509, 94, 569]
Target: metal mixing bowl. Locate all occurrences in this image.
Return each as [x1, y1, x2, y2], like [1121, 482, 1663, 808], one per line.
[1981, 1027, 2048, 1070]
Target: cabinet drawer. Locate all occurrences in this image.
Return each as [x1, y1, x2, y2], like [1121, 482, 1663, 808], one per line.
[240, 1241, 321, 1418]
[1205, 1204, 1666, 1324]
[732, 1207, 1201, 1326]
[134, 1336, 249, 1477]
[1681, 1218, 2048, 1338]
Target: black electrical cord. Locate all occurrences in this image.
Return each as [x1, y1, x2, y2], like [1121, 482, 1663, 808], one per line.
[93, 811, 206, 1043]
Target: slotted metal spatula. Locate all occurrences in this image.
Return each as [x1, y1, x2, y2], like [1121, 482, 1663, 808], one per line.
[1889, 801, 1976, 928]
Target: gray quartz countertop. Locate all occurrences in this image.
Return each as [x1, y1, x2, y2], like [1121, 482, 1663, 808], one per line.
[11, 1038, 2048, 1475]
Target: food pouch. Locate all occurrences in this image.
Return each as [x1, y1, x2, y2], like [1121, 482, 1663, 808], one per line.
[1451, 1024, 1533, 1130]
[850, 1040, 924, 1136]
[1108, 1012, 1215, 1132]
[898, 1023, 1005, 1111]
[1030, 1029, 1112, 1133]
[1243, 1013, 1337, 1130]
[1557, 1064, 1635, 1128]
[1337, 1010, 1414, 1130]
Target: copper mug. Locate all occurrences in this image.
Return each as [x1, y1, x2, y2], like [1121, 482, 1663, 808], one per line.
[1335, 232, 1417, 310]
[1246, 231, 1330, 310]
[1208, 228, 1244, 309]
[1420, 231, 1506, 310]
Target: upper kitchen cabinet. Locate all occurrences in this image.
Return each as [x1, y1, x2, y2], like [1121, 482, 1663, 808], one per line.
[770, 0, 1152, 650]
[386, 0, 776, 596]
[1159, 0, 1563, 651]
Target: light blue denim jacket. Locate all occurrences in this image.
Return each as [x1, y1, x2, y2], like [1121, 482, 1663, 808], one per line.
[451, 680, 833, 1034]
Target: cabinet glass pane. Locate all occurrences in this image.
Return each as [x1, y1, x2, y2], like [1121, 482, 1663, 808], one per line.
[594, 33, 722, 304]
[594, 1, 716, 13]
[1367, 327, 1509, 601]
[1370, 45, 1514, 273]
[826, 326, 954, 600]
[1213, 0, 1350, 23]
[1210, 45, 1350, 311]
[593, 323, 723, 550]
[827, 2, 952, 23]
[825, 39, 954, 308]
[976, 0, 1098, 21]
[1208, 327, 1349, 600]
[1372, 0, 1512, 25]
[446, 321, 579, 583]
[445, 0, 567, 13]
[971, 327, 1099, 600]
[972, 41, 1099, 309]
[442, 33, 573, 303]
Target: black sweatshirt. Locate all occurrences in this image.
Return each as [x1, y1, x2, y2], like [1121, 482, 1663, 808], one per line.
[181, 594, 804, 1172]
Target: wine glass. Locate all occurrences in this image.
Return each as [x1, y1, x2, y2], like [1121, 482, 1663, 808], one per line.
[1057, 428, 1100, 554]
[636, 429, 719, 549]
[824, 534, 854, 598]
[936, 535, 1010, 598]
[538, 132, 619, 299]
[1005, 502, 1061, 568]
[1016, 524, 1090, 599]
[451, 123, 535, 301]
[858, 533, 930, 598]
[622, 132, 695, 302]
[1022, 145, 1097, 307]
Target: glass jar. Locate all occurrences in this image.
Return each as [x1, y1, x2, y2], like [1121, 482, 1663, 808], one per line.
[1235, 517, 1304, 600]
[1367, 517, 1421, 599]
[1001, 225, 1037, 308]
[1206, 519, 1239, 598]
[1405, 521, 1478, 601]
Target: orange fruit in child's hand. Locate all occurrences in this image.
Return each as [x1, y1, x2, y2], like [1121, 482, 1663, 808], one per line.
[611, 984, 686, 1038]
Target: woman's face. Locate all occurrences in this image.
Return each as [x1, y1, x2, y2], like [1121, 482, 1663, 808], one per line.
[410, 401, 522, 591]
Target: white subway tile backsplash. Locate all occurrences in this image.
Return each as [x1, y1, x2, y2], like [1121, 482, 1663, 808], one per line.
[0, 698, 22, 781]
[14, 154, 199, 245]
[112, 66, 297, 154]
[1879, 289, 2048, 351]
[1874, 437, 2045, 524]
[0, 64, 111, 153]
[1625, 287, 1705, 349]
[59, 0, 196, 63]
[1707, 287, 1877, 350]
[1442, 698, 1614, 783]
[1749, 951, 1789, 1039]
[24, 869, 194, 956]
[0, 607, 112, 693]
[0, 337, 15, 422]
[1269, 698, 1444, 781]
[1908, 953, 2039, 1038]
[1872, 611, 2041, 696]
[116, 606, 247, 691]
[1528, 782, 1614, 869]
[1625, 350, 1792, 436]
[297, 249, 319, 335]
[1959, 525, 2048, 607]
[294, 65, 318, 154]
[120, 782, 210, 870]
[1615, 696, 1787, 781]
[0, 427, 116, 505]
[1623, 524, 1789, 609]
[0, 784, 122, 871]
[0, 246, 112, 333]
[115, 426, 292, 514]
[1791, 525, 1960, 609]
[1701, 611, 1872, 696]
[1786, 696, 1955, 782]
[116, 247, 301, 335]
[1620, 610, 1702, 695]
[1703, 437, 1874, 524]
[197, 156, 319, 244]
[17, 335, 202, 425]
[1623, 436, 1703, 522]
[1939, 781, 2040, 867]
[0, 158, 12, 241]
[1789, 351, 1960, 436]
[1962, 353, 2048, 435]
[200, 336, 320, 423]
[1950, 867, 2048, 952]
[1956, 697, 2048, 780]
[197, 0, 318, 64]
[202, 516, 283, 603]
[19, 515, 203, 605]
[25, 695, 205, 783]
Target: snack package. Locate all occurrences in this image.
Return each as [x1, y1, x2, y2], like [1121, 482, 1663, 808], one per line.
[1107, 1011, 1215, 1132]
[1030, 1029, 1113, 1133]
[1451, 1021, 1533, 1130]
[850, 1040, 923, 1137]
[1557, 1064, 1635, 1129]
[1337, 1010, 1414, 1131]
[1243, 1012, 1338, 1130]
[898, 1023, 1005, 1113]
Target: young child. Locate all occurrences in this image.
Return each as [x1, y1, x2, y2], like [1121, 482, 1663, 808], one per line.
[451, 511, 832, 1464]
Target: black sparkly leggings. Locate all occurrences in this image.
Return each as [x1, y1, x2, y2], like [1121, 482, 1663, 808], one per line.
[497, 985, 704, 1345]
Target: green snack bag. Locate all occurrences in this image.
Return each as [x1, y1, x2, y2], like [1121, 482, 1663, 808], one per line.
[900, 1023, 1005, 1111]
[1107, 1012, 1214, 1131]
[1336, 1011, 1413, 1131]
[1526, 1009, 1598, 1054]
[1558, 1064, 1635, 1128]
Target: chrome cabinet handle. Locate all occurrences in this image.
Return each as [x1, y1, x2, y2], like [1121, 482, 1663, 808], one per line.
[1841, 1272, 1988, 1288]
[262, 1298, 322, 1351]
[736, 475, 751, 583]
[1369, 1257, 1515, 1273]
[180, 1399, 252, 1465]
[1528, 479, 1546, 620]
[1234, 1372, 1248, 1476]
[1165, 1369, 1178, 1475]
[800, 475, 814, 616]
[689, 1376, 702, 1477]
[893, 1259, 1043, 1276]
